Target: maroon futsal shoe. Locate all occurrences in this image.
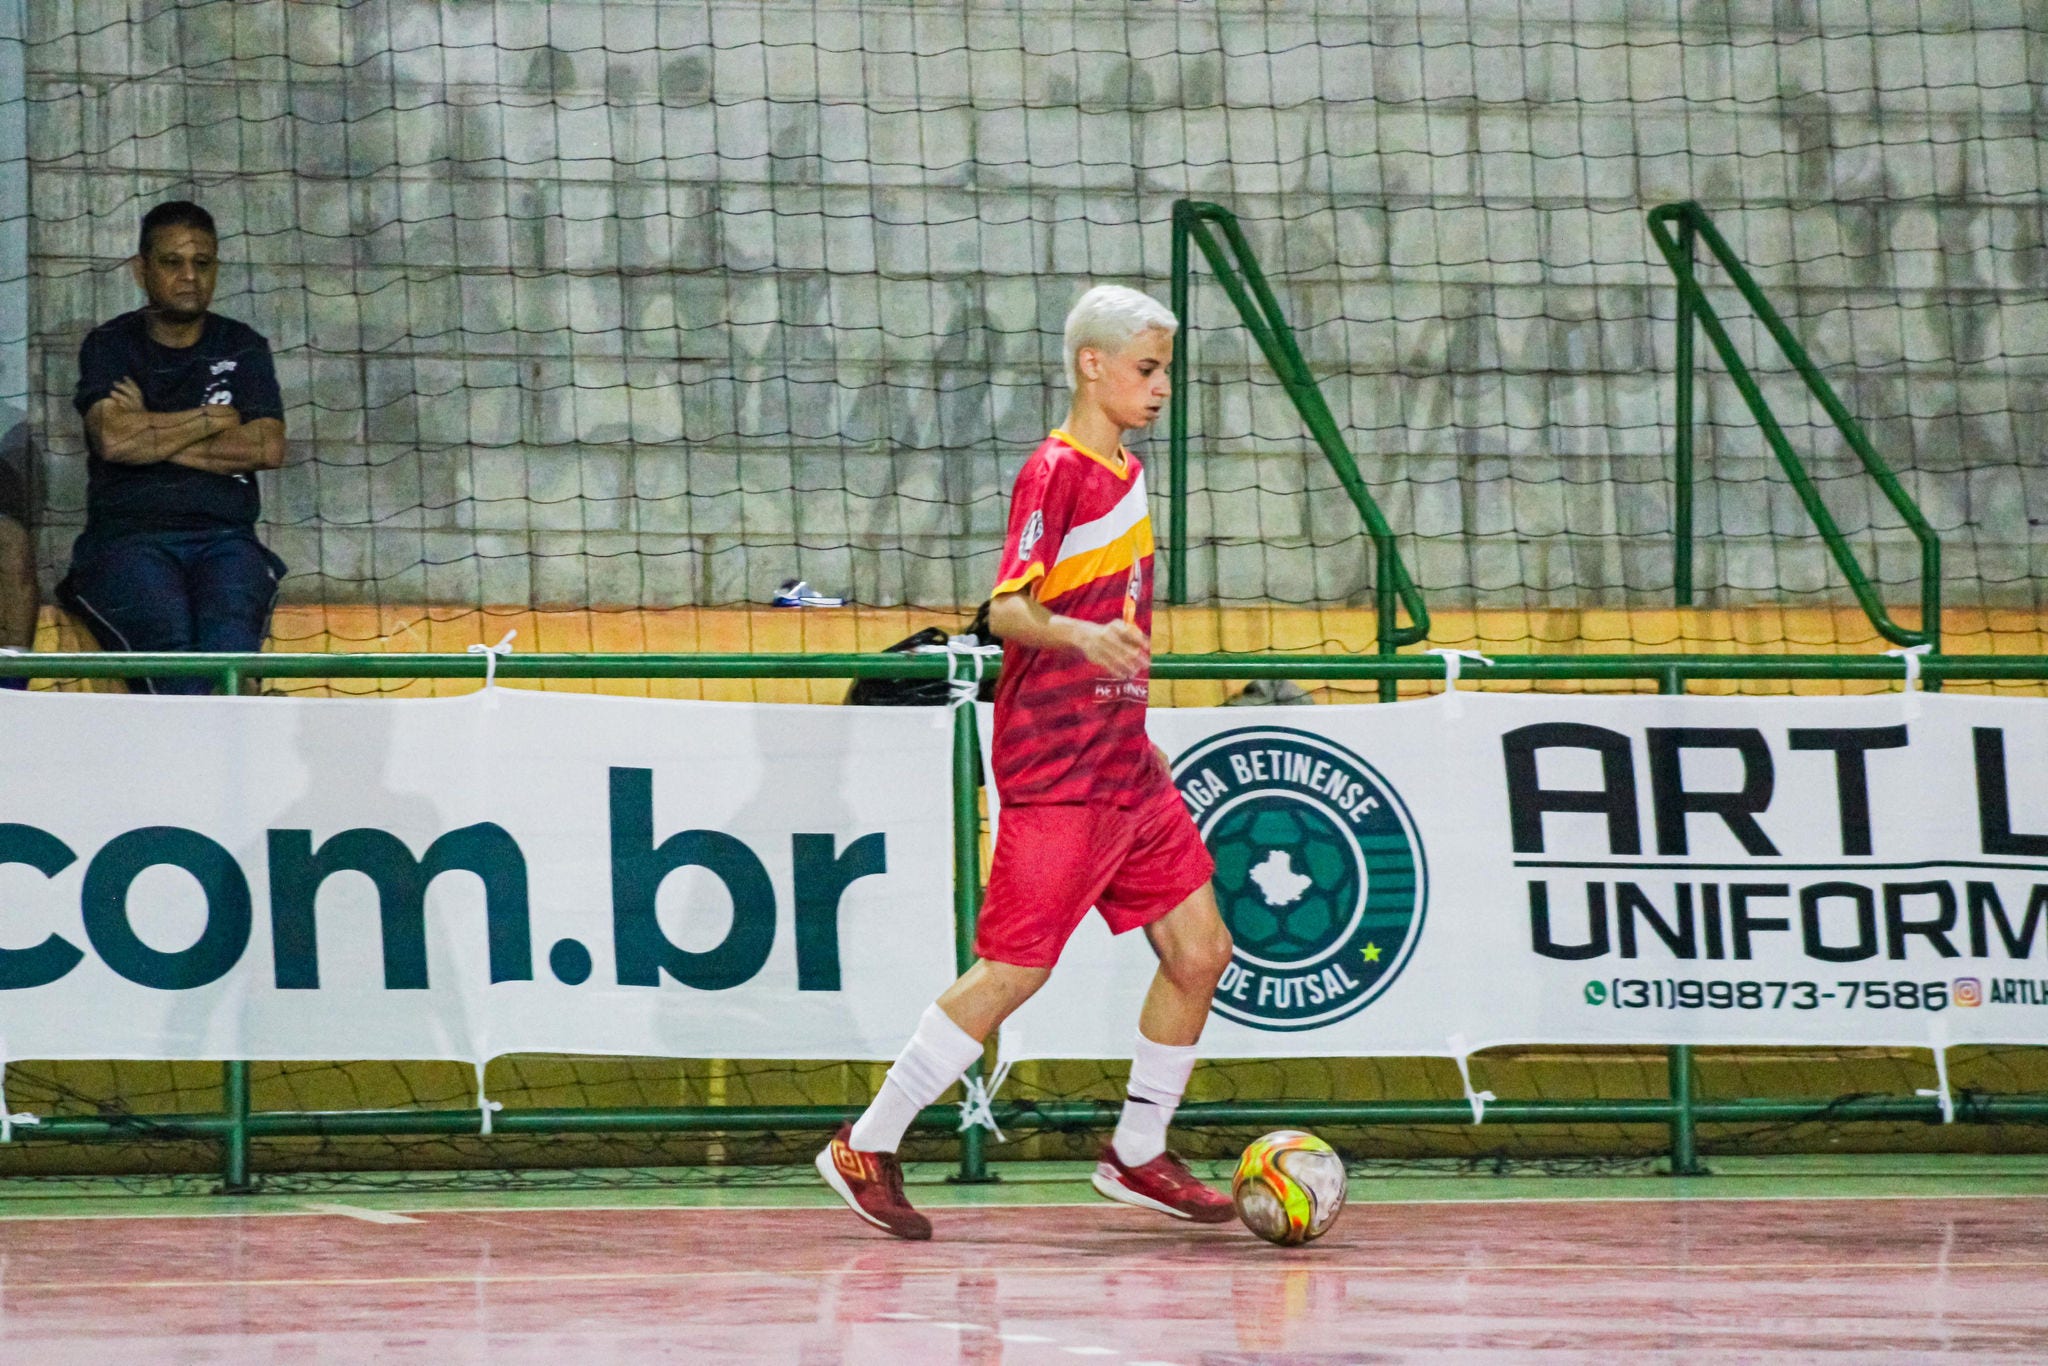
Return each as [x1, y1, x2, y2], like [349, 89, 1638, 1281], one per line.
[815, 1124, 933, 1241]
[1092, 1144, 1236, 1223]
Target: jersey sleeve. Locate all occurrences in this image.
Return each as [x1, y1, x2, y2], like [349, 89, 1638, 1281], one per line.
[73, 327, 123, 418]
[992, 453, 1073, 598]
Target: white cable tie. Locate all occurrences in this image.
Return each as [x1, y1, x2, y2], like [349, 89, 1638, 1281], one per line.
[467, 629, 518, 690]
[1447, 1034, 1495, 1126]
[475, 1061, 504, 1136]
[1915, 1044, 1954, 1125]
[944, 635, 995, 711]
[1875, 643, 1925, 720]
[1884, 643, 1932, 692]
[1426, 649, 1494, 718]
[956, 1060, 1012, 1143]
[1426, 648, 1495, 691]
[913, 637, 1002, 728]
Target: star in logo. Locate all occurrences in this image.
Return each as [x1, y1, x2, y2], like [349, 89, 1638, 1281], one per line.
[1360, 942, 1381, 964]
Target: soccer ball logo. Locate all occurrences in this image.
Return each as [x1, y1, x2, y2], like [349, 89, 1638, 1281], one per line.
[1209, 799, 1363, 966]
[1173, 726, 1427, 1031]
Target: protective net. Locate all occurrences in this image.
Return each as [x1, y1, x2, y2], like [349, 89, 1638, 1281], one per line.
[12, 2, 2043, 691]
[5, 1042, 2046, 1191]
[2, 1, 2044, 1184]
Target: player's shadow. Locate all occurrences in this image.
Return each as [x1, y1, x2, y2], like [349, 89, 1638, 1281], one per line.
[146, 692, 457, 1123]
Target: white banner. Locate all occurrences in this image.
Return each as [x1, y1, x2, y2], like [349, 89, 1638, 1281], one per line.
[7, 686, 2047, 1071]
[0, 690, 956, 1064]
[996, 691, 2048, 1062]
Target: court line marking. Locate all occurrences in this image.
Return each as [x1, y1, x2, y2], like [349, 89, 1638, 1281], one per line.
[3, 1188, 2046, 1222]
[297, 1202, 421, 1225]
[5, 1259, 2047, 1293]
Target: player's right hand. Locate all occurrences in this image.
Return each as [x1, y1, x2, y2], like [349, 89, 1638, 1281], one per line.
[1081, 619, 1148, 679]
[110, 377, 146, 411]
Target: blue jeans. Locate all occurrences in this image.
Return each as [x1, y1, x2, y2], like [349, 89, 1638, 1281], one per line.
[59, 529, 285, 695]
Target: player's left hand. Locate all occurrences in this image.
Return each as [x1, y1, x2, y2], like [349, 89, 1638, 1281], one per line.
[1078, 618, 1148, 679]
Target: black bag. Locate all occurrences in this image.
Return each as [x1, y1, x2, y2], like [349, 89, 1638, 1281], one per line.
[843, 600, 999, 707]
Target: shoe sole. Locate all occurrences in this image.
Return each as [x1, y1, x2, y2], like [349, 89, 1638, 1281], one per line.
[813, 1146, 932, 1241]
[1093, 1163, 1232, 1221]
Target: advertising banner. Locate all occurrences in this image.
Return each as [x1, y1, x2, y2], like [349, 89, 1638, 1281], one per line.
[995, 691, 2048, 1062]
[6, 686, 2046, 1071]
[0, 690, 956, 1065]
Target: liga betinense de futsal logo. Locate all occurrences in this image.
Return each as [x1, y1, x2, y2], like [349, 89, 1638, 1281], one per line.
[1173, 726, 1428, 1031]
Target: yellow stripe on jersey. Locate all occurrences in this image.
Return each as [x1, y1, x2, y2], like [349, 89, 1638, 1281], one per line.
[1056, 470, 1149, 557]
[991, 560, 1046, 599]
[995, 448, 1147, 602]
[1041, 518, 1154, 602]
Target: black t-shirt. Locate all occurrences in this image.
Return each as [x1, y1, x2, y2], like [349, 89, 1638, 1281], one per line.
[73, 309, 284, 535]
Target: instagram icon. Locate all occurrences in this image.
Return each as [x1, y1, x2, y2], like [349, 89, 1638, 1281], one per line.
[1954, 978, 1984, 1008]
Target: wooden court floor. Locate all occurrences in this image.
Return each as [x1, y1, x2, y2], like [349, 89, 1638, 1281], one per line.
[1, 1160, 2044, 1362]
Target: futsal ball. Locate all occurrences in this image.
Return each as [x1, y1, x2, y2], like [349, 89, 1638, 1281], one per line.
[1231, 1130, 1347, 1245]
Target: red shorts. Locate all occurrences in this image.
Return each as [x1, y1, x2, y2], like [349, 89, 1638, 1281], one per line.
[974, 780, 1217, 969]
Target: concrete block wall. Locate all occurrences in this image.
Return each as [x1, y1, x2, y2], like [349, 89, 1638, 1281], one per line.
[17, 0, 2047, 611]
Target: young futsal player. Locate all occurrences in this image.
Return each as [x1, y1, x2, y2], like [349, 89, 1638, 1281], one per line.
[816, 285, 1236, 1239]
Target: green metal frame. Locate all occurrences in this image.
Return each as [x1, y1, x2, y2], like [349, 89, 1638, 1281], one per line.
[1169, 200, 1430, 701]
[4, 648, 2046, 1188]
[1648, 202, 1942, 651]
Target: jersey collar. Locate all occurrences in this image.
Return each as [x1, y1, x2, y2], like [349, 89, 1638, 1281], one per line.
[1049, 428, 1132, 479]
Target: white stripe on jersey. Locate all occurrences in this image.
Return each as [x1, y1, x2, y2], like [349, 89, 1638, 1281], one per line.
[1052, 470, 1149, 564]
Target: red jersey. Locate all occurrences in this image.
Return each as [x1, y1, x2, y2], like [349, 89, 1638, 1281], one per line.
[989, 430, 1157, 807]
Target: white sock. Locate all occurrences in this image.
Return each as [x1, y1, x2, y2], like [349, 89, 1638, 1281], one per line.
[848, 1004, 985, 1154]
[1112, 1033, 1200, 1167]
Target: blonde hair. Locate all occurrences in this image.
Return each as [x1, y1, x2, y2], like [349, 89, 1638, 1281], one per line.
[1063, 285, 1177, 390]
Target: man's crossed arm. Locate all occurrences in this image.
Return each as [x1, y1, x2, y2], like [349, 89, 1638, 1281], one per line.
[86, 377, 284, 474]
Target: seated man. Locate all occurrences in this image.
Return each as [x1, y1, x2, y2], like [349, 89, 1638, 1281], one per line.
[59, 200, 287, 694]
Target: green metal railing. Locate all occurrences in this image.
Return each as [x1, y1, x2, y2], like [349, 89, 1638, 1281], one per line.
[1159, 200, 1942, 697]
[1648, 202, 1942, 651]
[5, 647, 2047, 1189]
[1169, 200, 1429, 701]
